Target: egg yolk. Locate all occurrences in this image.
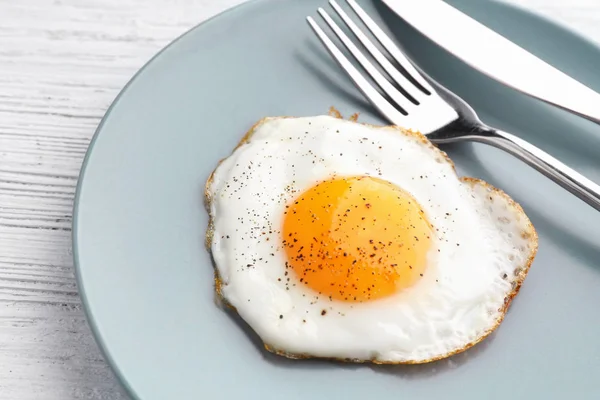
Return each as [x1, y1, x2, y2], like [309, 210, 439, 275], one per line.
[282, 176, 432, 302]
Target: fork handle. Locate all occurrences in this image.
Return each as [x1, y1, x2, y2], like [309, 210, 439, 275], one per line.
[473, 126, 600, 211]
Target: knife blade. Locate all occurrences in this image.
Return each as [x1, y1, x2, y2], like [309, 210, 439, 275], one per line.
[380, 0, 600, 124]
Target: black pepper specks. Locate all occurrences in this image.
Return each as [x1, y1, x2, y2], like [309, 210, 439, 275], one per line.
[280, 175, 433, 303]
[211, 118, 445, 313]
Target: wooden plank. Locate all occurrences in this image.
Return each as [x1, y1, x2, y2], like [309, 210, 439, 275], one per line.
[0, 0, 244, 398]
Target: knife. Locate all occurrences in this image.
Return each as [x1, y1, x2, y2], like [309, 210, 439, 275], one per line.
[380, 0, 600, 124]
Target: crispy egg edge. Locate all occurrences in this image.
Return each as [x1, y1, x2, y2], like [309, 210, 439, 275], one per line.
[203, 109, 538, 365]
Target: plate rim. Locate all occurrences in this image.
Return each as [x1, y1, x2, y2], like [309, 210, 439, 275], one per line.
[70, 1, 600, 399]
[71, 1, 261, 399]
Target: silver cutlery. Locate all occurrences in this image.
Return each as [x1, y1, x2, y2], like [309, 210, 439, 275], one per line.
[306, 0, 600, 211]
[381, 0, 600, 125]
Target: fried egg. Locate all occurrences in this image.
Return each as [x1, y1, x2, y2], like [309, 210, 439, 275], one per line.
[205, 114, 537, 364]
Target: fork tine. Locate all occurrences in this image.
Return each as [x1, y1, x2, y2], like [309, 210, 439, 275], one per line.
[328, 0, 425, 104]
[307, 16, 407, 125]
[317, 8, 415, 113]
[346, 0, 433, 95]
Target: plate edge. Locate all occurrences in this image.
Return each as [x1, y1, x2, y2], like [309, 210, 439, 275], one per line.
[71, 1, 266, 399]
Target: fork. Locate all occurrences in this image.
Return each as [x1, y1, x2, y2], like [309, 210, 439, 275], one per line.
[307, 0, 600, 211]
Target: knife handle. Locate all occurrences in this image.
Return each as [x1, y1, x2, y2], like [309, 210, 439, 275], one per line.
[474, 128, 600, 211]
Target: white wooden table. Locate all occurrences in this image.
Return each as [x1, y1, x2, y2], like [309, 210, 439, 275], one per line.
[0, 0, 598, 398]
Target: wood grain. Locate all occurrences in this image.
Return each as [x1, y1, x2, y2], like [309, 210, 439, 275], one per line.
[0, 0, 597, 399]
[0, 1, 244, 399]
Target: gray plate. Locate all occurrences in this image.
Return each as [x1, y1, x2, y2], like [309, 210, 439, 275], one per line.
[73, 0, 600, 399]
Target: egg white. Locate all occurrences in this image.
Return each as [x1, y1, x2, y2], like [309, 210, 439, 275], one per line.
[206, 115, 537, 363]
